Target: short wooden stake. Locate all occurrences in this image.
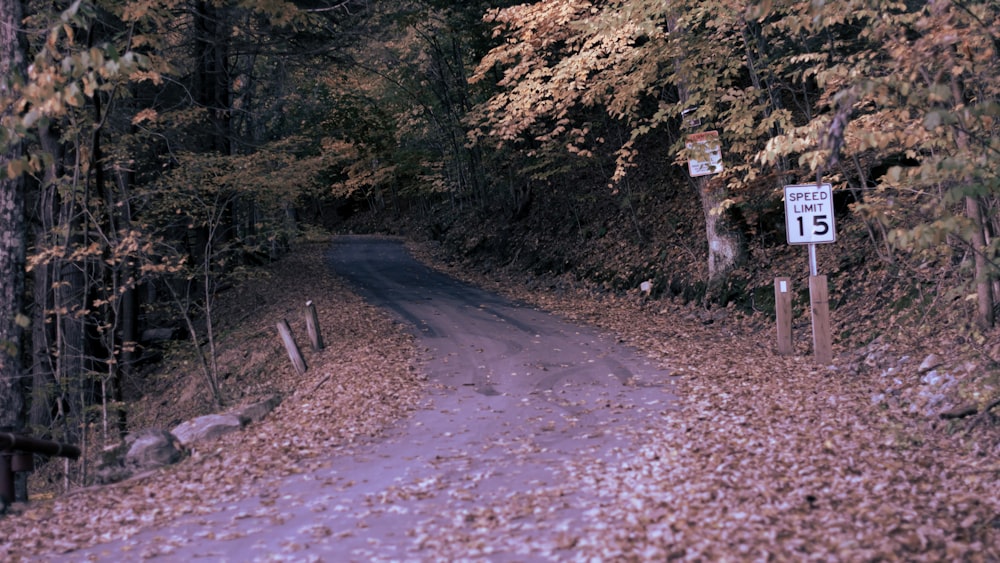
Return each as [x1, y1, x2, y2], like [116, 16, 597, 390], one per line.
[809, 275, 833, 364]
[276, 319, 307, 375]
[305, 300, 324, 351]
[774, 277, 793, 356]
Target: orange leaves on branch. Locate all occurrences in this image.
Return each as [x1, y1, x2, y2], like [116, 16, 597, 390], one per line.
[131, 108, 158, 125]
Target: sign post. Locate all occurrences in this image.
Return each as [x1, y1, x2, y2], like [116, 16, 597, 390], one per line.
[783, 183, 836, 364]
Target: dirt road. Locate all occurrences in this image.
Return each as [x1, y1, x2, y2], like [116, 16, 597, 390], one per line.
[74, 236, 676, 561]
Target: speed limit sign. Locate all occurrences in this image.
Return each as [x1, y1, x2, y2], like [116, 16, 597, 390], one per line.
[784, 183, 836, 245]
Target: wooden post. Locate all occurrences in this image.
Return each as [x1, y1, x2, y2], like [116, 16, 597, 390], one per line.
[305, 300, 324, 351]
[809, 275, 833, 364]
[774, 277, 793, 356]
[276, 320, 307, 375]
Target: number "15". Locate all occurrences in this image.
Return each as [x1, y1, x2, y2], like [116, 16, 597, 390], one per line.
[796, 215, 830, 237]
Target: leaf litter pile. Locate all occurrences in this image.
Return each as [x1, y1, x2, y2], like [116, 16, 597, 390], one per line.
[2, 238, 999, 560]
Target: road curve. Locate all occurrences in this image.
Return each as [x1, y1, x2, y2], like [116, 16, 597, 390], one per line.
[74, 236, 676, 562]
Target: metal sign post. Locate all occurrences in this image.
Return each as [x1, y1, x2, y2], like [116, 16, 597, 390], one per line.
[783, 183, 836, 364]
[809, 243, 818, 277]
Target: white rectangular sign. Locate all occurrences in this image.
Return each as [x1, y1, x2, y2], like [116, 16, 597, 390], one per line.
[784, 183, 836, 245]
[686, 131, 723, 177]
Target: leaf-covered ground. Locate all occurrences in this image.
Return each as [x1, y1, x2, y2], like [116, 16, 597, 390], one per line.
[1, 241, 426, 559]
[2, 237, 998, 560]
[408, 241, 1000, 560]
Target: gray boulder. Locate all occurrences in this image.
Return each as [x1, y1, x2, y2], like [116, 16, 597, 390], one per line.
[125, 429, 184, 471]
[171, 413, 243, 447]
[231, 394, 282, 425]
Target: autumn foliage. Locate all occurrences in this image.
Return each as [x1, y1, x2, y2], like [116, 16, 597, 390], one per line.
[0, 0, 998, 552]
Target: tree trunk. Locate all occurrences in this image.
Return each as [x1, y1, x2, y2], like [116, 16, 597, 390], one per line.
[115, 167, 138, 437]
[966, 195, 995, 330]
[30, 121, 64, 434]
[699, 177, 744, 299]
[950, 74, 994, 330]
[0, 0, 27, 433]
[30, 247, 56, 431]
[194, 0, 232, 154]
[55, 192, 88, 442]
[668, 15, 746, 302]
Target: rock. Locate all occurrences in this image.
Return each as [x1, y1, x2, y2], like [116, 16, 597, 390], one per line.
[171, 413, 243, 447]
[921, 369, 943, 386]
[93, 441, 130, 484]
[918, 353, 943, 374]
[95, 465, 134, 485]
[125, 429, 184, 471]
[231, 394, 282, 426]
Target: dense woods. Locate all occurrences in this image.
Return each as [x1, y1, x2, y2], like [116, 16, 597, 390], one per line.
[1, 0, 999, 493]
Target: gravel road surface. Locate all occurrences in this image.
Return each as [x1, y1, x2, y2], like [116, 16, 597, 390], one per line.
[73, 236, 676, 561]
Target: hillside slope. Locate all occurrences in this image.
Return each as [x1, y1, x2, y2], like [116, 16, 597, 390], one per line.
[347, 150, 1000, 425]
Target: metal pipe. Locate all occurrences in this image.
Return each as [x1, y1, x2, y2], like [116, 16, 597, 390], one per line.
[808, 243, 818, 277]
[0, 434, 80, 506]
[0, 433, 81, 460]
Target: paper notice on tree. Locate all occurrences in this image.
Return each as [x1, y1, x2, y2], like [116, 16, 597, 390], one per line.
[686, 130, 724, 177]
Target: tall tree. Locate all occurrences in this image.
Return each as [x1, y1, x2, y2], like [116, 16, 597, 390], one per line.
[0, 0, 27, 432]
[22, 0, 135, 442]
[193, 0, 232, 155]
